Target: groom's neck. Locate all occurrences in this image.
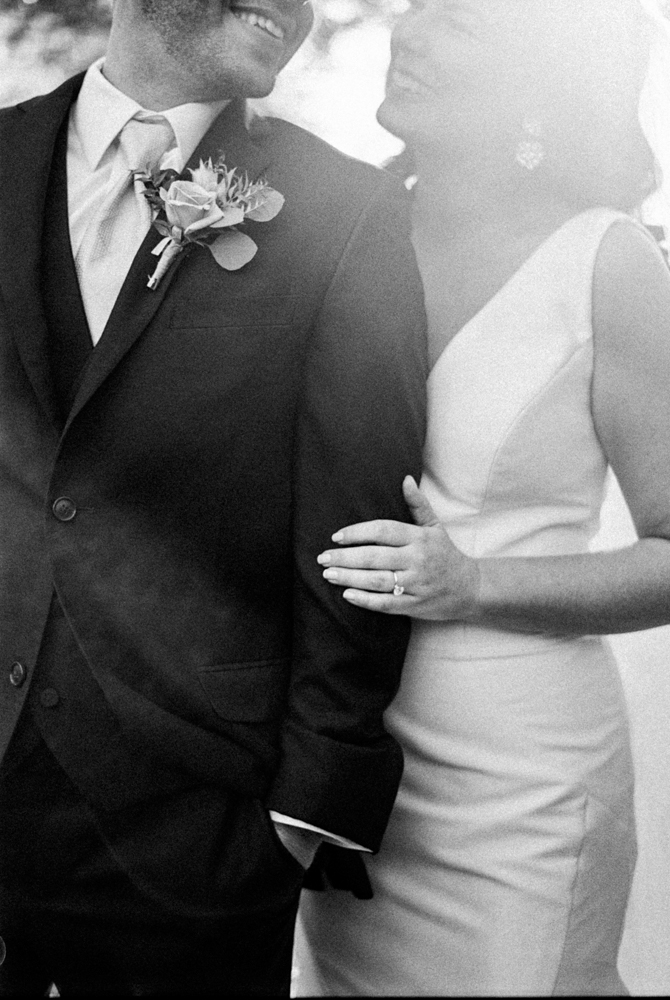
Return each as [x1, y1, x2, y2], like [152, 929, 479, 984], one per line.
[103, 9, 239, 112]
[103, 23, 203, 111]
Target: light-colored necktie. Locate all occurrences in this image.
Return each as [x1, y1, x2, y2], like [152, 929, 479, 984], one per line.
[76, 113, 176, 344]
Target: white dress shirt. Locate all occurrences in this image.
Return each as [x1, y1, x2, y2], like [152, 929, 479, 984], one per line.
[68, 58, 228, 344]
[66, 59, 363, 852]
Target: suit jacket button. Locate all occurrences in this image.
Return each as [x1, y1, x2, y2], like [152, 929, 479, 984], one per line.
[52, 497, 77, 521]
[40, 688, 60, 708]
[9, 662, 26, 687]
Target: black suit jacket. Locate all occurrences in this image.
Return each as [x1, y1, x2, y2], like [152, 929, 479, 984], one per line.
[0, 75, 427, 852]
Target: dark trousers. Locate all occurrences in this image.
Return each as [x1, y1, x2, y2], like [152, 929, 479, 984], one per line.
[0, 713, 304, 996]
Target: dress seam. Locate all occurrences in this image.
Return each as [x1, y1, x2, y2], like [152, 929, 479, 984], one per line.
[472, 342, 592, 558]
[550, 790, 589, 996]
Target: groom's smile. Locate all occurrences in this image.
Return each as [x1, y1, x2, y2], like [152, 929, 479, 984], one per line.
[229, 4, 288, 42]
[132, 0, 314, 104]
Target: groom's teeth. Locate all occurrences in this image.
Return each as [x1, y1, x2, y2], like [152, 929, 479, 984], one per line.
[232, 9, 286, 40]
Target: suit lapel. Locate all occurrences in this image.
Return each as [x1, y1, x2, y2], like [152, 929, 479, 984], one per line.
[187, 99, 272, 179]
[67, 100, 274, 428]
[0, 75, 84, 428]
[43, 116, 94, 422]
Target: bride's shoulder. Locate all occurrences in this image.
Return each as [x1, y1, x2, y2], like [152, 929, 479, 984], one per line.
[592, 212, 670, 355]
[596, 211, 666, 264]
[594, 214, 669, 303]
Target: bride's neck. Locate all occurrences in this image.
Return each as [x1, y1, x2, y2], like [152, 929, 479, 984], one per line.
[412, 146, 572, 240]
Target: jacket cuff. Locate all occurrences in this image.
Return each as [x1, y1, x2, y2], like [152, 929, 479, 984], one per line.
[265, 720, 403, 853]
[269, 812, 369, 852]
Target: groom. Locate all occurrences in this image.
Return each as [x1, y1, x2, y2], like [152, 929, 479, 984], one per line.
[0, 0, 426, 995]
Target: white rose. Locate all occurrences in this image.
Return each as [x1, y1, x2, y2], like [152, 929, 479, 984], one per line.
[161, 180, 224, 233]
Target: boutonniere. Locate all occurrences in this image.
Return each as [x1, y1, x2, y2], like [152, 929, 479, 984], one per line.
[134, 156, 285, 290]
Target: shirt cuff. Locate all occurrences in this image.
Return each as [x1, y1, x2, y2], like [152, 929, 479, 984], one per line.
[269, 811, 371, 852]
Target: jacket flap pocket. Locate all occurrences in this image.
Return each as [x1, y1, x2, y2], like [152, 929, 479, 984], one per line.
[198, 659, 288, 723]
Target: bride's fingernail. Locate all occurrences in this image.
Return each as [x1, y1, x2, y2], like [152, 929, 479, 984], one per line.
[323, 569, 338, 581]
[332, 531, 344, 543]
[317, 552, 331, 565]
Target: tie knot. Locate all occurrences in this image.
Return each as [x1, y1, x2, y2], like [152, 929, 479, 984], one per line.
[119, 114, 175, 174]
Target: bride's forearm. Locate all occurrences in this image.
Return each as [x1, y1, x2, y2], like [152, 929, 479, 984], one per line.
[472, 537, 670, 635]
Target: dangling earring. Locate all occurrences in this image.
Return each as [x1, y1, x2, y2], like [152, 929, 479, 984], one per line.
[515, 119, 545, 172]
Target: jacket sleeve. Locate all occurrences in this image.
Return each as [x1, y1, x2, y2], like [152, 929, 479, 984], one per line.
[265, 176, 428, 851]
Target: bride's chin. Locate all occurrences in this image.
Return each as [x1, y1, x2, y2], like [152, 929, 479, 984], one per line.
[377, 96, 426, 143]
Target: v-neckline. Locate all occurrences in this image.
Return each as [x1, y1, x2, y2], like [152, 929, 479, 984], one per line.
[427, 209, 601, 382]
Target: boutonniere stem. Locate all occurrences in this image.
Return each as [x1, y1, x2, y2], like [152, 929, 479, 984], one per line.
[148, 238, 185, 290]
[134, 156, 284, 291]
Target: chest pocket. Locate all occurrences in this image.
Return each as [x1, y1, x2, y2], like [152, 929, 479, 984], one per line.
[170, 295, 298, 330]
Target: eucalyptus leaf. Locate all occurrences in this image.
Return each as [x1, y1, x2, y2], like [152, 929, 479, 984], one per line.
[209, 231, 258, 271]
[246, 189, 285, 223]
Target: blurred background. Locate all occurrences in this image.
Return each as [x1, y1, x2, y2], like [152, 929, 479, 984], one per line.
[0, 0, 404, 162]
[1, 0, 670, 994]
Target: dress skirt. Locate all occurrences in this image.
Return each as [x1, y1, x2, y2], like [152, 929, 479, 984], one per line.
[295, 623, 636, 997]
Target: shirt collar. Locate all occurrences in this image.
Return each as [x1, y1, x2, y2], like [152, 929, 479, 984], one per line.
[72, 57, 229, 173]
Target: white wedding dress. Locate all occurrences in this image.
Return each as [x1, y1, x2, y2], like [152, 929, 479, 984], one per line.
[294, 209, 637, 997]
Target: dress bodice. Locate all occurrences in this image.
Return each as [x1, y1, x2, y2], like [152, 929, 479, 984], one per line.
[422, 208, 627, 560]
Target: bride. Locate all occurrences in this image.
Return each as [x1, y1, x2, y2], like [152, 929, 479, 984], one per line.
[295, 0, 670, 995]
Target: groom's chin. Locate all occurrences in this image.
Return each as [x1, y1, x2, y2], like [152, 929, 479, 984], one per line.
[233, 74, 277, 100]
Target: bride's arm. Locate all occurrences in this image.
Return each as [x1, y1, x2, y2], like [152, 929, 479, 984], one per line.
[319, 219, 670, 636]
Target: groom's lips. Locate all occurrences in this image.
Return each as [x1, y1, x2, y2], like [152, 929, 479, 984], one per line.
[229, 3, 292, 44]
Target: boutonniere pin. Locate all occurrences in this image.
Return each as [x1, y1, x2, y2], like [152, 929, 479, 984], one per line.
[134, 156, 285, 290]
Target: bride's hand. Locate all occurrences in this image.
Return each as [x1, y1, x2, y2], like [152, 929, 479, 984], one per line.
[318, 476, 481, 620]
